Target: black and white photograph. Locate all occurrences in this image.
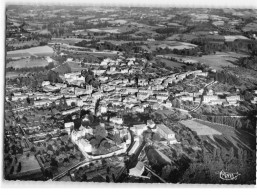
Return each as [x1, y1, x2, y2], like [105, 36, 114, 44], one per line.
[2, 0, 257, 188]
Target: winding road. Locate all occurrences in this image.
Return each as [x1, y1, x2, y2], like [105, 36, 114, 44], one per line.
[190, 81, 217, 112]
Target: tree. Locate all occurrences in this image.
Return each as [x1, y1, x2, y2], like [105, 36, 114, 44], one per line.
[152, 133, 161, 142]
[50, 158, 58, 168]
[94, 125, 107, 138]
[113, 133, 122, 145]
[81, 174, 88, 182]
[107, 166, 110, 174]
[17, 162, 22, 173]
[106, 175, 110, 183]
[112, 173, 116, 182]
[9, 166, 14, 175]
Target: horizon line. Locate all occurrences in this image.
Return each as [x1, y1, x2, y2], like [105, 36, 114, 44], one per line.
[5, 2, 257, 9]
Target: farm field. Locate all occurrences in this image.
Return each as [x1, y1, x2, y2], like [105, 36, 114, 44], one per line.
[155, 58, 185, 68]
[7, 40, 39, 48]
[180, 119, 222, 136]
[165, 34, 181, 41]
[5, 72, 26, 78]
[242, 22, 257, 32]
[87, 28, 121, 34]
[66, 62, 87, 72]
[103, 40, 143, 46]
[108, 19, 128, 24]
[7, 46, 54, 58]
[7, 58, 49, 69]
[51, 38, 92, 45]
[163, 52, 248, 70]
[224, 35, 249, 42]
[193, 119, 255, 152]
[147, 41, 198, 52]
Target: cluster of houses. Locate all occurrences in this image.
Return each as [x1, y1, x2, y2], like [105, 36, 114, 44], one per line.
[179, 86, 242, 106]
[65, 120, 128, 159]
[8, 54, 251, 164]
[9, 56, 213, 118]
[251, 90, 257, 104]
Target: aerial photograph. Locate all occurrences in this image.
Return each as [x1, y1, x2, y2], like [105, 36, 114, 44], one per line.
[3, 2, 257, 185]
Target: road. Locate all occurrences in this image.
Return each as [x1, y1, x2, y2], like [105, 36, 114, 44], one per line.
[190, 81, 217, 112]
[115, 140, 146, 182]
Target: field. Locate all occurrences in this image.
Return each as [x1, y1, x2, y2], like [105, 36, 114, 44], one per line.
[242, 22, 257, 32]
[103, 40, 143, 46]
[180, 34, 198, 42]
[78, 15, 95, 20]
[164, 52, 248, 70]
[224, 35, 249, 42]
[66, 62, 87, 72]
[147, 41, 198, 51]
[7, 40, 39, 48]
[180, 119, 222, 136]
[7, 58, 49, 69]
[186, 119, 255, 152]
[165, 34, 181, 41]
[87, 28, 121, 34]
[5, 72, 26, 78]
[108, 19, 128, 24]
[7, 46, 54, 58]
[155, 58, 185, 68]
[51, 38, 92, 45]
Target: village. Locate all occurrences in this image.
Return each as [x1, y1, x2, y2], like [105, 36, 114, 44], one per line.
[4, 5, 257, 184]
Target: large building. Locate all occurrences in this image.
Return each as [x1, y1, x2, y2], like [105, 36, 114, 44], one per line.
[203, 95, 218, 103]
[156, 124, 177, 143]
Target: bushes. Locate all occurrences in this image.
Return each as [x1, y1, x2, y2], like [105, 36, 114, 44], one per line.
[215, 70, 241, 86]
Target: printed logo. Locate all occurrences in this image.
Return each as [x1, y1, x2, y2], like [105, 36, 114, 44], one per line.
[217, 170, 241, 181]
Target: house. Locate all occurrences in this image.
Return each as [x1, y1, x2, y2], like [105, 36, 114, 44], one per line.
[92, 92, 102, 100]
[194, 97, 201, 103]
[137, 92, 150, 101]
[65, 122, 74, 129]
[55, 83, 67, 89]
[34, 99, 51, 107]
[203, 95, 218, 103]
[251, 97, 257, 104]
[156, 94, 169, 102]
[12, 94, 28, 101]
[210, 99, 226, 105]
[79, 125, 93, 135]
[129, 161, 144, 177]
[181, 96, 194, 101]
[156, 124, 177, 144]
[226, 96, 240, 102]
[100, 105, 107, 113]
[42, 81, 50, 87]
[66, 98, 78, 106]
[110, 117, 123, 125]
[131, 124, 148, 136]
[64, 122, 74, 134]
[75, 87, 92, 95]
[77, 139, 92, 153]
[62, 107, 80, 115]
[127, 88, 138, 94]
[147, 120, 156, 129]
[132, 106, 144, 113]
